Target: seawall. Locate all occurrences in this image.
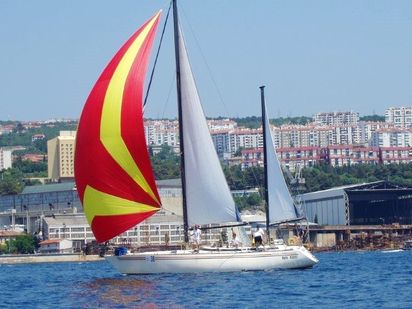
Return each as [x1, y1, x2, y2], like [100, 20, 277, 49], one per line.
[0, 253, 104, 265]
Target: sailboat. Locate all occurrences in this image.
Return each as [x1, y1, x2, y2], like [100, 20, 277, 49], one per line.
[74, 0, 318, 274]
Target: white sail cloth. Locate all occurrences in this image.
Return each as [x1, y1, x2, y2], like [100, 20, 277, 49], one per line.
[263, 101, 298, 224]
[178, 25, 237, 226]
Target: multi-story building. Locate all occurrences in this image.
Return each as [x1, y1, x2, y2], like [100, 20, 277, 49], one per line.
[144, 120, 179, 149]
[325, 145, 380, 167]
[380, 147, 412, 165]
[370, 128, 412, 148]
[47, 131, 76, 181]
[385, 107, 412, 128]
[240, 148, 263, 169]
[240, 146, 321, 172]
[207, 119, 237, 131]
[211, 129, 232, 159]
[229, 128, 263, 154]
[313, 111, 359, 126]
[31, 134, 46, 142]
[0, 148, 12, 171]
[278, 146, 322, 171]
[357, 121, 395, 146]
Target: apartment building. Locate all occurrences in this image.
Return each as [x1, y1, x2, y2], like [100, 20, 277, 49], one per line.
[325, 145, 380, 167]
[0, 148, 12, 171]
[313, 111, 359, 126]
[229, 128, 263, 154]
[207, 119, 236, 131]
[385, 107, 412, 128]
[278, 146, 322, 171]
[211, 129, 232, 159]
[47, 131, 76, 181]
[241, 146, 321, 172]
[380, 147, 412, 165]
[144, 120, 179, 148]
[370, 128, 412, 147]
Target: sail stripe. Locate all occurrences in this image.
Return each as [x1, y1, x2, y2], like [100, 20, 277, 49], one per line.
[100, 14, 160, 205]
[83, 185, 158, 224]
[74, 12, 162, 243]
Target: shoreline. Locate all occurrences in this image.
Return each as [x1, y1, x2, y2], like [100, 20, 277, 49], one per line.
[1, 245, 409, 265]
[0, 253, 104, 265]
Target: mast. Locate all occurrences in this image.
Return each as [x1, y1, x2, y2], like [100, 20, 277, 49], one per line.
[173, 0, 189, 243]
[260, 86, 270, 239]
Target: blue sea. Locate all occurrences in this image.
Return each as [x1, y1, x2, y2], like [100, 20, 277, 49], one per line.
[1, 250, 411, 309]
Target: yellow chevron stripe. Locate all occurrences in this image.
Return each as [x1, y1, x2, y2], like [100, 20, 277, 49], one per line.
[83, 185, 159, 224]
[100, 13, 160, 205]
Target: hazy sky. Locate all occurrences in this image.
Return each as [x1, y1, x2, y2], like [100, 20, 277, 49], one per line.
[1, 0, 411, 121]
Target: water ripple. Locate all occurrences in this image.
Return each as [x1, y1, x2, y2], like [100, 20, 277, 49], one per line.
[1, 251, 411, 308]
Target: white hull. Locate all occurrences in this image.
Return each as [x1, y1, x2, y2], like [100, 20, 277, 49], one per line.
[106, 245, 318, 274]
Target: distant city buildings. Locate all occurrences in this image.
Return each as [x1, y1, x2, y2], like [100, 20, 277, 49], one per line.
[135, 110, 412, 170]
[5, 105, 411, 182]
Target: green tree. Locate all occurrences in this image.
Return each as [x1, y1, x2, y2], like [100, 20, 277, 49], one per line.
[0, 168, 24, 195]
[150, 145, 180, 180]
[6, 235, 36, 254]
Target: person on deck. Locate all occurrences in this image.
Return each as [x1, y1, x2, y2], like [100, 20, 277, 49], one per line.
[253, 226, 265, 247]
[193, 225, 202, 251]
[231, 232, 242, 248]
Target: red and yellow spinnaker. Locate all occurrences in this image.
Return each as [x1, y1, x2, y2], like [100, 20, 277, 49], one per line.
[74, 12, 162, 243]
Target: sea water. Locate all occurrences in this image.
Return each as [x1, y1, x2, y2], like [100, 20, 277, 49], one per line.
[0, 250, 411, 308]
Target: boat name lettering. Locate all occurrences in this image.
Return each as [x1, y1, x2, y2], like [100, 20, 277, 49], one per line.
[145, 256, 156, 262]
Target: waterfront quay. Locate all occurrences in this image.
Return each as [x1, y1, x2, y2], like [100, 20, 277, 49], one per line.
[0, 253, 103, 265]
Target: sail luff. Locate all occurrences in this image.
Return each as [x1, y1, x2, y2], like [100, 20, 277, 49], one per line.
[262, 89, 298, 224]
[177, 25, 238, 226]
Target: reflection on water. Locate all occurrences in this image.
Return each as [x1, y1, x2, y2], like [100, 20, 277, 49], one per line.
[3, 252, 412, 308]
[82, 277, 155, 307]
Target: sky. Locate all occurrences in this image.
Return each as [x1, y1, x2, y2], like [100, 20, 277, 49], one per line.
[1, 0, 411, 121]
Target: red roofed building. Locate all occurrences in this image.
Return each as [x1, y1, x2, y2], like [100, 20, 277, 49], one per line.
[39, 239, 73, 253]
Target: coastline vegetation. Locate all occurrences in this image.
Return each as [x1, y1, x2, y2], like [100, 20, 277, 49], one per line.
[0, 234, 39, 254]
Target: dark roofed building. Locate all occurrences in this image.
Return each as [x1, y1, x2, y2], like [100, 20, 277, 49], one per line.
[301, 181, 412, 226]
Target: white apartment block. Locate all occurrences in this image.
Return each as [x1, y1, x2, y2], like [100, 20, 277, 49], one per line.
[207, 119, 237, 131]
[144, 120, 179, 147]
[229, 128, 263, 154]
[0, 148, 12, 170]
[357, 121, 395, 146]
[370, 129, 412, 148]
[385, 107, 412, 128]
[313, 111, 359, 126]
[144, 119, 236, 151]
[47, 131, 76, 181]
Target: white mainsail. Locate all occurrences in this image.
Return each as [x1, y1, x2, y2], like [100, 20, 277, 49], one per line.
[178, 25, 237, 226]
[263, 100, 298, 224]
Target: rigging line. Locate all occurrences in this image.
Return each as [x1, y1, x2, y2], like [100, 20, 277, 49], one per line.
[160, 73, 176, 119]
[179, 5, 229, 116]
[179, 4, 245, 195]
[143, 1, 172, 107]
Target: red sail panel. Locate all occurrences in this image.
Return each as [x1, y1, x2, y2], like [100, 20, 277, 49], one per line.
[74, 12, 162, 243]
